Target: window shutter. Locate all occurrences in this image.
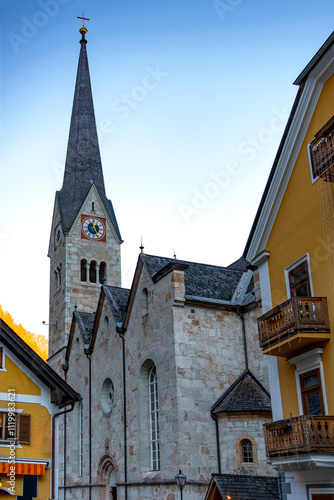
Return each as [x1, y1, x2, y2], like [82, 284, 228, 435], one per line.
[19, 414, 31, 444]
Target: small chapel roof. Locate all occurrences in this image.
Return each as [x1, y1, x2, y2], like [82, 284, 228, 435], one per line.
[58, 36, 121, 240]
[103, 286, 130, 323]
[141, 254, 253, 304]
[212, 370, 271, 415]
[205, 473, 281, 500]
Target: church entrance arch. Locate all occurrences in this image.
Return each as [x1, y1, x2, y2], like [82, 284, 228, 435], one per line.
[97, 455, 118, 500]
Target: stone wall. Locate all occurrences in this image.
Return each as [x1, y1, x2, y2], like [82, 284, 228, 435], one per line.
[57, 261, 274, 500]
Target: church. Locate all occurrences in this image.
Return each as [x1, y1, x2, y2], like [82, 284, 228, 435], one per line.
[48, 22, 278, 500]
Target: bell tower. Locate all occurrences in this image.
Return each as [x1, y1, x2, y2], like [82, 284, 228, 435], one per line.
[48, 21, 122, 371]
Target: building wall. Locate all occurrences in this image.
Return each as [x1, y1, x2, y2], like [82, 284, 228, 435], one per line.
[0, 346, 53, 500]
[265, 72, 334, 419]
[60, 263, 273, 500]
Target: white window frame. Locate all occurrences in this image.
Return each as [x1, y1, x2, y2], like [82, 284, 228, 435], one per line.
[0, 346, 6, 371]
[288, 348, 328, 416]
[284, 254, 314, 299]
[307, 486, 334, 500]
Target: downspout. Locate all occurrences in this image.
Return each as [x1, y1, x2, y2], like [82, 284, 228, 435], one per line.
[84, 347, 92, 500]
[62, 363, 69, 500]
[236, 307, 248, 371]
[51, 402, 76, 499]
[210, 411, 222, 473]
[117, 325, 128, 500]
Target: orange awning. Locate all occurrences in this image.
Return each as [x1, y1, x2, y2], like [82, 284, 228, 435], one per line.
[0, 462, 46, 475]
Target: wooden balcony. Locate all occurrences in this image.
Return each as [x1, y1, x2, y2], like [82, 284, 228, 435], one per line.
[264, 416, 334, 461]
[258, 297, 330, 358]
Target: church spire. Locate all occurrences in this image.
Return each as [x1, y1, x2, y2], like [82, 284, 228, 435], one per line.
[59, 27, 121, 241]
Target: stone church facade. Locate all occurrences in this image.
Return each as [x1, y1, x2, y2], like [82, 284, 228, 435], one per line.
[48, 26, 275, 500]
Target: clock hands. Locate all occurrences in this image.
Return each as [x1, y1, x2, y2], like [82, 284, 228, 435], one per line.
[92, 222, 99, 236]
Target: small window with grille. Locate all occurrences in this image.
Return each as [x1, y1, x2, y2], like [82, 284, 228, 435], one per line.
[241, 439, 254, 463]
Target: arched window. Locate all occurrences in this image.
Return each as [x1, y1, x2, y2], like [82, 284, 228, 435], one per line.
[89, 261, 97, 283]
[138, 360, 160, 471]
[99, 262, 107, 284]
[236, 435, 257, 468]
[241, 439, 253, 463]
[149, 365, 160, 470]
[142, 288, 148, 316]
[58, 263, 62, 286]
[81, 259, 87, 282]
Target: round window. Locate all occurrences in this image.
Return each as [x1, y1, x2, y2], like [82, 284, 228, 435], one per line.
[101, 378, 114, 415]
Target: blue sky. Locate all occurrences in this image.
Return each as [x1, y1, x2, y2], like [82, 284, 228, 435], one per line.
[1, 0, 334, 337]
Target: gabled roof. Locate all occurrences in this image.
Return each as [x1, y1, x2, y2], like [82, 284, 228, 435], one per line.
[74, 311, 95, 345]
[87, 285, 130, 352]
[59, 39, 121, 240]
[244, 31, 334, 260]
[0, 320, 80, 408]
[141, 254, 253, 304]
[294, 31, 334, 85]
[205, 474, 281, 500]
[103, 285, 130, 324]
[212, 370, 271, 416]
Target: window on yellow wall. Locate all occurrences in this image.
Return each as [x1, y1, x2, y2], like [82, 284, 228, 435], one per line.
[289, 261, 311, 297]
[300, 369, 324, 415]
[0, 412, 30, 445]
[285, 255, 313, 299]
[308, 115, 334, 181]
[0, 347, 3, 369]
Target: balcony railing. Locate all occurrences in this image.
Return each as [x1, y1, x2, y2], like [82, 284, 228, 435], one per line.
[258, 297, 330, 357]
[264, 416, 334, 459]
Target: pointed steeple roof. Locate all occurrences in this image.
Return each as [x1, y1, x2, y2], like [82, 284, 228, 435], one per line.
[59, 35, 122, 241]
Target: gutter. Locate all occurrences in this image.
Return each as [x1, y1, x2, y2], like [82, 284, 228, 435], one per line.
[117, 323, 128, 500]
[210, 410, 222, 474]
[84, 345, 92, 500]
[236, 307, 248, 371]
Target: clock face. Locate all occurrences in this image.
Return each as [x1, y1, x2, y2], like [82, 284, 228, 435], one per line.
[81, 216, 106, 242]
[54, 222, 62, 250]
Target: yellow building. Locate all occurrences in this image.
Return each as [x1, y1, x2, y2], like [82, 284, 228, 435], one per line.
[244, 31, 334, 499]
[0, 320, 80, 499]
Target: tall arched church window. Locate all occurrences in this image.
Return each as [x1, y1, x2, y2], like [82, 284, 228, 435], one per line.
[81, 260, 87, 282]
[149, 365, 160, 470]
[89, 261, 97, 283]
[99, 262, 107, 284]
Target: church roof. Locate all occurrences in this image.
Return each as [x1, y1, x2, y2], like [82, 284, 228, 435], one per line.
[141, 254, 253, 304]
[59, 38, 121, 240]
[205, 474, 281, 500]
[103, 285, 130, 323]
[74, 311, 95, 344]
[212, 370, 271, 415]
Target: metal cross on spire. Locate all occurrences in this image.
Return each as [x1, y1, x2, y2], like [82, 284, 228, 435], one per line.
[77, 13, 90, 37]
